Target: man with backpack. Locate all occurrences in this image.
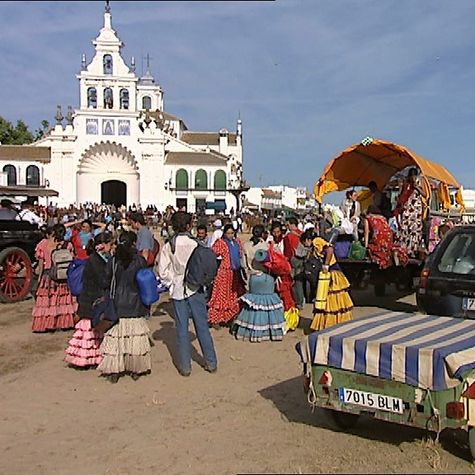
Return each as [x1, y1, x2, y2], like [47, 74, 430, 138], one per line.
[157, 211, 218, 377]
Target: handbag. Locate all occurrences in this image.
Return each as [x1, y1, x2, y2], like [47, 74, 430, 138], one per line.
[91, 258, 118, 330]
[349, 241, 367, 260]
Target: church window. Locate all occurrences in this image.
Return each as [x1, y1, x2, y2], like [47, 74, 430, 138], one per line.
[214, 170, 226, 190]
[142, 95, 152, 110]
[103, 54, 113, 75]
[176, 169, 188, 190]
[102, 119, 114, 135]
[26, 165, 40, 186]
[104, 88, 113, 109]
[87, 87, 97, 108]
[120, 89, 129, 109]
[3, 165, 17, 186]
[195, 169, 207, 190]
[86, 119, 98, 135]
[118, 120, 130, 136]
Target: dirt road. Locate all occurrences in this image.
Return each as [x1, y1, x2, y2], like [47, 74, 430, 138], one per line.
[1, 289, 474, 474]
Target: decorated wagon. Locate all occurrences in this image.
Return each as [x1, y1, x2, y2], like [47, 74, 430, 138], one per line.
[313, 137, 465, 296]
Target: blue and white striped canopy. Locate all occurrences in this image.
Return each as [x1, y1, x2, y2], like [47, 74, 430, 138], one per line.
[296, 312, 475, 391]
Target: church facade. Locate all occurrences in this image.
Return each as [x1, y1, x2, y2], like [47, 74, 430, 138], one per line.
[6, 5, 244, 212]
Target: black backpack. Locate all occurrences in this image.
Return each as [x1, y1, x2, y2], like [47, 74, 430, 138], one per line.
[304, 255, 322, 287]
[170, 234, 219, 289]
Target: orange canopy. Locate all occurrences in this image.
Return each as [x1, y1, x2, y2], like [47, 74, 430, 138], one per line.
[314, 138, 461, 203]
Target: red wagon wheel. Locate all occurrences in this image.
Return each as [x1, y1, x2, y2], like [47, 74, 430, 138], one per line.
[0, 247, 33, 303]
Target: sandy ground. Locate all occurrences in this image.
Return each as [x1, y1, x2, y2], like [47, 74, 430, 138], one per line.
[1, 287, 475, 474]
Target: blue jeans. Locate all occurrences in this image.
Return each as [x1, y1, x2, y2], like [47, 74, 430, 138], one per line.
[172, 291, 217, 373]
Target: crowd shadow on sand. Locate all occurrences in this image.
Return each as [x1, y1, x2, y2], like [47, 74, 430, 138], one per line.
[258, 376, 472, 462]
[151, 301, 206, 370]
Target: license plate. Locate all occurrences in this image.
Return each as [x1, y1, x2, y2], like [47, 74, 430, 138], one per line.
[463, 298, 475, 311]
[338, 388, 403, 414]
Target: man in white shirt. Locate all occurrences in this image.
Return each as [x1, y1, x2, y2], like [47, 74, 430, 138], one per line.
[16, 202, 44, 226]
[158, 211, 217, 377]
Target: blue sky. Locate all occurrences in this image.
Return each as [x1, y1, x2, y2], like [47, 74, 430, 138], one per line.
[1, 0, 475, 194]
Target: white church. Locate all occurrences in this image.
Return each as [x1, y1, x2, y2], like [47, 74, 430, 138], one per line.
[0, 2, 244, 213]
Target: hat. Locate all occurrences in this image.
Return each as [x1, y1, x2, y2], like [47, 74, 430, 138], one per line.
[254, 249, 270, 263]
[213, 219, 222, 228]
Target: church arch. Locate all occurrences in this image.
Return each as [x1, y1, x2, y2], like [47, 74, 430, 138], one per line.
[195, 169, 207, 190]
[142, 95, 152, 110]
[176, 169, 188, 190]
[104, 88, 113, 109]
[101, 180, 127, 207]
[103, 54, 113, 75]
[3, 165, 17, 186]
[87, 87, 97, 108]
[214, 170, 226, 190]
[77, 141, 139, 205]
[26, 165, 40, 186]
[120, 88, 129, 109]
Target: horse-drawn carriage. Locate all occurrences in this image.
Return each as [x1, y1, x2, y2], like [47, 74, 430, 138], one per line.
[0, 185, 57, 303]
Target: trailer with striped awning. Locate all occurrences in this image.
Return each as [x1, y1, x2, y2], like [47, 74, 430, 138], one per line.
[295, 311, 475, 459]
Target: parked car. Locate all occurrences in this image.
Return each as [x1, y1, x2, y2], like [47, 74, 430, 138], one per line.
[417, 224, 475, 317]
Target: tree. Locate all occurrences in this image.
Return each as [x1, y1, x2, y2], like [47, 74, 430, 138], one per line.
[0, 116, 34, 144]
[34, 120, 50, 141]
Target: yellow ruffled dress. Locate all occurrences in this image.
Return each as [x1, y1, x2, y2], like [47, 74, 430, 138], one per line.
[310, 237, 353, 331]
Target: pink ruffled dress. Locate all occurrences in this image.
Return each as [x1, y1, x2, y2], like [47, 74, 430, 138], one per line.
[65, 252, 105, 367]
[31, 239, 77, 332]
[65, 319, 103, 367]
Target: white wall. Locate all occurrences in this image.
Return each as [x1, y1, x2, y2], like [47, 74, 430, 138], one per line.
[244, 187, 263, 209]
[463, 189, 475, 208]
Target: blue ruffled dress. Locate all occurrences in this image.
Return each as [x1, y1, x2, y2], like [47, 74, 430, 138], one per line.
[232, 272, 285, 342]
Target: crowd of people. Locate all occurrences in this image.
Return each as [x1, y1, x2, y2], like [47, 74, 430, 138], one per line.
[21, 198, 355, 383]
[321, 167, 455, 269]
[4, 165, 459, 383]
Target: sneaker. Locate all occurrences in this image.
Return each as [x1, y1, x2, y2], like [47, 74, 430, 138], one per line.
[178, 369, 191, 377]
[204, 364, 217, 374]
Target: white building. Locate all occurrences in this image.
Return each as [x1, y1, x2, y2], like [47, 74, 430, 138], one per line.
[242, 186, 315, 212]
[0, 4, 244, 212]
[267, 185, 310, 210]
[461, 188, 475, 209]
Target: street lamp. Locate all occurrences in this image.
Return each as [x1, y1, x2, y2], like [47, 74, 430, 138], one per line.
[228, 178, 250, 213]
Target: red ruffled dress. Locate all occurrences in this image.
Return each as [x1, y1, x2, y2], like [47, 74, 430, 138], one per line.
[32, 239, 77, 332]
[208, 238, 245, 325]
[367, 215, 408, 269]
